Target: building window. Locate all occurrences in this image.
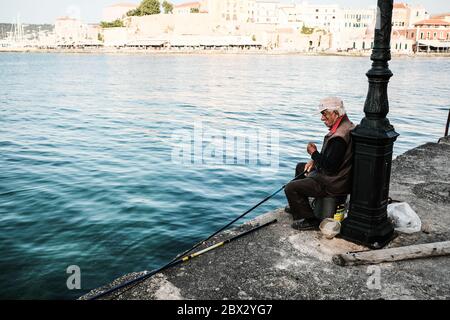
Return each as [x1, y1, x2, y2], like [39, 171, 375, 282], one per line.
[420, 32, 423, 39]
[362, 42, 365, 49]
[405, 44, 408, 50]
[427, 32, 430, 39]
[411, 32, 414, 38]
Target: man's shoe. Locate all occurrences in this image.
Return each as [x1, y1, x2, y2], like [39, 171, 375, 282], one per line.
[291, 218, 320, 231]
[284, 205, 292, 214]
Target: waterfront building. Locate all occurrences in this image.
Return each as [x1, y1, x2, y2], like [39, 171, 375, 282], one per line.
[295, 2, 341, 32]
[265, 26, 330, 51]
[205, 0, 262, 24]
[392, 2, 410, 28]
[277, 3, 298, 24]
[408, 4, 430, 26]
[102, 3, 138, 22]
[96, 0, 447, 54]
[55, 16, 84, 44]
[392, 2, 429, 28]
[173, 1, 207, 14]
[55, 16, 101, 47]
[125, 12, 214, 38]
[103, 27, 130, 47]
[338, 7, 376, 51]
[410, 18, 450, 52]
[388, 2, 430, 54]
[431, 13, 450, 23]
[253, 0, 280, 24]
[291, 2, 376, 51]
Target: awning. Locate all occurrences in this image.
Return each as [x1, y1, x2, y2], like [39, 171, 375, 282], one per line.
[127, 39, 167, 46]
[417, 40, 450, 48]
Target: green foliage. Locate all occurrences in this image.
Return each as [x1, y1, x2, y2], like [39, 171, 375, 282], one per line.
[252, 35, 256, 42]
[162, 1, 173, 14]
[127, 8, 141, 16]
[141, 0, 161, 15]
[301, 26, 314, 34]
[127, 0, 161, 16]
[98, 33, 104, 42]
[100, 19, 124, 28]
[190, 8, 200, 13]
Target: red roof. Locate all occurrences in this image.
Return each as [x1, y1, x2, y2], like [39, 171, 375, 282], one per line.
[393, 3, 408, 9]
[431, 13, 450, 19]
[414, 18, 450, 26]
[174, 1, 200, 8]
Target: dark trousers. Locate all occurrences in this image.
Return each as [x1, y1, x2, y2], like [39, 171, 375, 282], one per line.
[284, 162, 327, 220]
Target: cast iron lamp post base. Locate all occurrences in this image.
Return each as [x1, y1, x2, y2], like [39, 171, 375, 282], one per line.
[340, 0, 398, 249]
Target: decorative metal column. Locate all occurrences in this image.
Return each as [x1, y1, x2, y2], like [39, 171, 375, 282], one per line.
[340, 0, 399, 249]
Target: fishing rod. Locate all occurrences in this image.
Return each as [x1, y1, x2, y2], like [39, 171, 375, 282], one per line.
[88, 219, 277, 300]
[170, 169, 308, 262]
[88, 169, 307, 300]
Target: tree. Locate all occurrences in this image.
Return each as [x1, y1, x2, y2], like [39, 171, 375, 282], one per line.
[190, 8, 199, 13]
[162, 1, 173, 14]
[140, 0, 161, 15]
[301, 26, 314, 35]
[100, 19, 124, 28]
[127, 0, 161, 16]
[127, 8, 141, 16]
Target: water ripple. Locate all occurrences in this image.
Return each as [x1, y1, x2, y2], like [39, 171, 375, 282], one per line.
[0, 53, 448, 299]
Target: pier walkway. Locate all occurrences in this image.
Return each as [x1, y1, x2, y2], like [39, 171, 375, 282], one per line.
[83, 137, 450, 300]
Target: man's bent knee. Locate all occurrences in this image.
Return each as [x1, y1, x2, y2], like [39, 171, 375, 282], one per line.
[285, 181, 295, 196]
[296, 162, 306, 173]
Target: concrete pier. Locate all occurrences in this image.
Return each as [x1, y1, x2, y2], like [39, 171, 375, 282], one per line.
[83, 137, 450, 300]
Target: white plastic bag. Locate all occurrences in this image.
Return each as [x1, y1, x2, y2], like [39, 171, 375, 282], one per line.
[387, 202, 421, 234]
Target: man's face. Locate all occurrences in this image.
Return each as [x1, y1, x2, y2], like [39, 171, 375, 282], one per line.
[321, 110, 339, 128]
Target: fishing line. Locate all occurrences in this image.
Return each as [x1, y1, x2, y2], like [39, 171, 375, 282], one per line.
[87, 169, 307, 300]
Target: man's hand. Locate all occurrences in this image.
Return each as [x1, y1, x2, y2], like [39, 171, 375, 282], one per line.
[307, 142, 317, 155]
[305, 160, 315, 173]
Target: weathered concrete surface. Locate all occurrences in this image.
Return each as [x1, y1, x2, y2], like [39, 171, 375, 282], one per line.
[82, 137, 450, 300]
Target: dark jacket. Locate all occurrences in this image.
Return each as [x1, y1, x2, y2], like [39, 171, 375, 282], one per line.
[311, 115, 355, 196]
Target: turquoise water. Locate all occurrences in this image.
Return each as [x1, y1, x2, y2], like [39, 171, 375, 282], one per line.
[0, 53, 448, 299]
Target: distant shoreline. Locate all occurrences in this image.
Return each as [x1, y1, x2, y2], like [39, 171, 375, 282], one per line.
[1, 47, 449, 58]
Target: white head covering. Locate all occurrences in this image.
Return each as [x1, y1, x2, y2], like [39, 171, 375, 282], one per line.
[318, 97, 346, 116]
